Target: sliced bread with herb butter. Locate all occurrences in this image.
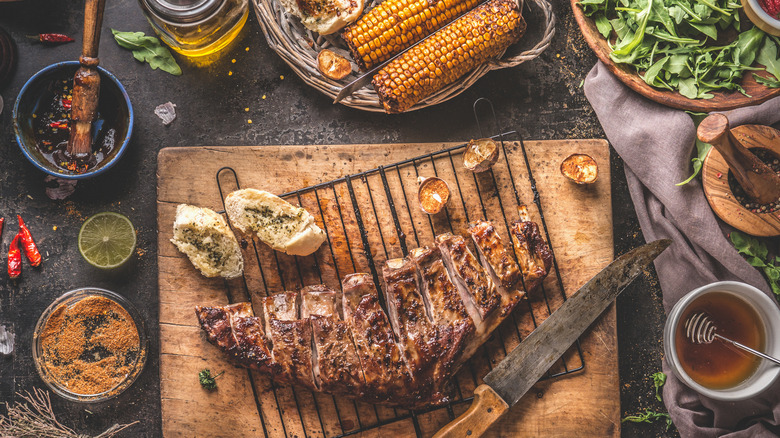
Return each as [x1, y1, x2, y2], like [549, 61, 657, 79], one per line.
[171, 204, 244, 279]
[225, 188, 327, 256]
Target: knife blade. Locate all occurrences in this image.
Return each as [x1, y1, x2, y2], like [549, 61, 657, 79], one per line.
[432, 238, 672, 438]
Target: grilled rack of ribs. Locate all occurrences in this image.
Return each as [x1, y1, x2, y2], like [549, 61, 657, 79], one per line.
[196, 218, 552, 408]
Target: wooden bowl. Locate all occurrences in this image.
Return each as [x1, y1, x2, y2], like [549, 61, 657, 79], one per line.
[702, 124, 780, 236]
[570, 0, 780, 111]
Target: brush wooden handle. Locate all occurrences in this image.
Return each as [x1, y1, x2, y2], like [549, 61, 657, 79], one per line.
[82, 0, 106, 60]
[68, 0, 107, 156]
[697, 114, 780, 205]
[432, 385, 509, 438]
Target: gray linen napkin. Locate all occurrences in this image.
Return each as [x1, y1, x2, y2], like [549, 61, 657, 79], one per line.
[584, 61, 780, 437]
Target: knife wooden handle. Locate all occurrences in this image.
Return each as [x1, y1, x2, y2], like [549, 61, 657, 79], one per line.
[432, 384, 509, 438]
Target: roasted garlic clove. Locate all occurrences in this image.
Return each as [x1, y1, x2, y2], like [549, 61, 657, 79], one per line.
[317, 49, 352, 80]
[560, 154, 598, 184]
[417, 176, 451, 214]
[463, 138, 500, 173]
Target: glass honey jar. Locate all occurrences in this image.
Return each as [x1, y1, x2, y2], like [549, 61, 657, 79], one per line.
[139, 0, 248, 57]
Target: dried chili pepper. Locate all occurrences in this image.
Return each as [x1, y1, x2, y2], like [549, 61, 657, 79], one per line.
[8, 234, 21, 279]
[27, 33, 75, 44]
[17, 215, 42, 267]
[0, 217, 4, 237]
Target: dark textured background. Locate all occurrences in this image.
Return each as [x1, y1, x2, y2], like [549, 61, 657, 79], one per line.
[0, 0, 675, 435]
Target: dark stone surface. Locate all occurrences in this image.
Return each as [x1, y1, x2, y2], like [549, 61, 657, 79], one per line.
[0, 0, 676, 436]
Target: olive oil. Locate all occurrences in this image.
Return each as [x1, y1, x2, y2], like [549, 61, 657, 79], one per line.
[139, 0, 248, 57]
[675, 291, 765, 389]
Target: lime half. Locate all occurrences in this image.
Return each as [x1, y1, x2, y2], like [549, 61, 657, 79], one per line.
[78, 212, 137, 269]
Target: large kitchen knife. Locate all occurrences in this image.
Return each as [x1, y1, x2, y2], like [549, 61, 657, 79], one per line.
[433, 238, 672, 438]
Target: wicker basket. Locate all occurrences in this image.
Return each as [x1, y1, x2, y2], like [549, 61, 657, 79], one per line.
[252, 0, 556, 112]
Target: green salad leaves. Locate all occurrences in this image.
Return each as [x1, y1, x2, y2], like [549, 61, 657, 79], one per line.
[730, 231, 780, 297]
[111, 29, 182, 76]
[579, 0, 780, 98]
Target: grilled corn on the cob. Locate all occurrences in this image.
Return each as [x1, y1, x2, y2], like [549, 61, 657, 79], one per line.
[342, 0, 482, 71]
[372, 0, 525, 114]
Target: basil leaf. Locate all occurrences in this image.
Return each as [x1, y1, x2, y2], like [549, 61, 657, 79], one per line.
[111, 29, 182, 76]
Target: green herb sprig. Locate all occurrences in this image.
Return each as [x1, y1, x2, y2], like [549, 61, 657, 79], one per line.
[652, 371, 667, 401]
[622, 371, 674, 431]
[730, 231, 780, 297]
[677, 112, 712, 185]
[578, 0, 780, 99]
[111, 29, 182, 76]
[622, 409, 673, 430]
[199, 369, 224, 390]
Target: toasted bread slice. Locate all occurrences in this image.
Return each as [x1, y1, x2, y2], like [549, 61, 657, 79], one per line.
[171, 204, 244, 279]
[225, 189, 327, 256]
[280, 0, 364, 35]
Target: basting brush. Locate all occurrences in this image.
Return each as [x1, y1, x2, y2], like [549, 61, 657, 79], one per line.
[67, 0, 107, 158]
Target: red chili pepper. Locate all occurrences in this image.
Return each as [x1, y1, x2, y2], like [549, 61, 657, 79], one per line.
[8, 234, 21, 279]
[17, 215, 42, 267]
[39, 33, 75, 44]
[0, 218, 4, 237]
[49, 121, 68, 129]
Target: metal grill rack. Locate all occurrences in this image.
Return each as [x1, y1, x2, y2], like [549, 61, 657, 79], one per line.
[213, 119, 585, 438]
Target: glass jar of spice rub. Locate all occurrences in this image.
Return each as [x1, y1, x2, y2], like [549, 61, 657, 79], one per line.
[139, 0, 248, 57]
[33, 288, 148, 402]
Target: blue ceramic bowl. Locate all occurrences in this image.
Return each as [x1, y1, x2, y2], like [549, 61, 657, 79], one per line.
[13, 61, 133, 179]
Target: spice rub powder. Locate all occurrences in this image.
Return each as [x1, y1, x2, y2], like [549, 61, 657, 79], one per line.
[39, 296, 141, 395]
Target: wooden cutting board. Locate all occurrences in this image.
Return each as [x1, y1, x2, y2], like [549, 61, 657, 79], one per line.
[157, 140, 617, 437]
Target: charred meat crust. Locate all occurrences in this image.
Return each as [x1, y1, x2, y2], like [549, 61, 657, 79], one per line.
[511, 220, 553, 292]
[267, 318, 318, 390]
[310, 314, 365, 394]
[382, 259, 439, 384]
[468, 221, 525, 316]
[409, 246, 474, 381]
[195, 221, 551, 409]
[436, 233, 501, 322]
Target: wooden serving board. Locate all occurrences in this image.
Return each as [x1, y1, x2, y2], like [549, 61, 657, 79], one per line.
[157, 140, 617, 437]
[571, 1, 780, 112]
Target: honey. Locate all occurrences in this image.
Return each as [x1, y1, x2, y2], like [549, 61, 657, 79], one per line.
[674, 291, 765, 389]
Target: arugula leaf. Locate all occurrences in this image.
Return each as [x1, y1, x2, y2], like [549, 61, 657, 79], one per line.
[757, 38, 780, 81]
[753, 74, 780, 87]
[730, 231, 780, 297]
[578, 0, 780, 100]
[677, 112, 712, 185]
[610, 0, 654, 63]
[652, 372, 666, 401]
[622, 409, 673, 430]
[111, 29, 182, 76]
[596, 15, 613, 39]
[733, 26, 765, 67]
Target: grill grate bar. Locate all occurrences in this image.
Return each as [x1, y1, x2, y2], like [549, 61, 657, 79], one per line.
[211, 118, 586, 437]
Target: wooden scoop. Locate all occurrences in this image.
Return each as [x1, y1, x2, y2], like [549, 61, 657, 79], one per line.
[697, 114, 780, 205]
[67, 0, 107, 158]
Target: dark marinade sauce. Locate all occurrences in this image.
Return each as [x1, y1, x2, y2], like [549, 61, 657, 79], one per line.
[32, 74, 118, 174]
